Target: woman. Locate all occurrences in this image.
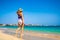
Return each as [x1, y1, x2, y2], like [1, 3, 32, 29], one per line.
[15, 8, 24, 38]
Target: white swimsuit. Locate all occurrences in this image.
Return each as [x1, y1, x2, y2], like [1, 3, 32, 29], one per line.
[18, 19, 22, 25]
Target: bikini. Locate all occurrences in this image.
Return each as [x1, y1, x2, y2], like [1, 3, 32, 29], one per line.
[18, 14, 22, 19]
[18, 14, 22, 25]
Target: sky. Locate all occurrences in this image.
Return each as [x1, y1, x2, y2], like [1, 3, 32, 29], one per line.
[0, 0, 60, 25]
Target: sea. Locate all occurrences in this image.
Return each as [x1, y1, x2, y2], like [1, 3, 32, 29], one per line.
[0, 26, 60, 34]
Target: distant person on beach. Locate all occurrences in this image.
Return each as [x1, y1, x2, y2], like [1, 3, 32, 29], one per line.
[15, 8, 24, 38]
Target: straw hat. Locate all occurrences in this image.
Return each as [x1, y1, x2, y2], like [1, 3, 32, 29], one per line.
[18, 8, 23, 11]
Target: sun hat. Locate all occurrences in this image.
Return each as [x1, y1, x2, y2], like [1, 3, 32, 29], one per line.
[18, 8, 23, 12]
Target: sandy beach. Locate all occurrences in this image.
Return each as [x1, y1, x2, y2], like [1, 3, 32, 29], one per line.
[0, 28, 60, 40]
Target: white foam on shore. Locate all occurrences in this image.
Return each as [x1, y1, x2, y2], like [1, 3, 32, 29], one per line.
[0, 28, 8, 30]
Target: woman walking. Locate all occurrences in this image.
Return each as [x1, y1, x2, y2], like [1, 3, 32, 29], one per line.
[15, 8, 24, 39]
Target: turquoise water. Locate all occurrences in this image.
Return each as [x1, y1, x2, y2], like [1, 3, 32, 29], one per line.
[0, 26, 60, 34]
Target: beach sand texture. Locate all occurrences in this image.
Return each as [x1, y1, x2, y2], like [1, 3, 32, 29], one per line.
[0, 28, 60, 40]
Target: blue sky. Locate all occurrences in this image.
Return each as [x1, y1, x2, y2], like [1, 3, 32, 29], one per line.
[0, 0, 60, 25]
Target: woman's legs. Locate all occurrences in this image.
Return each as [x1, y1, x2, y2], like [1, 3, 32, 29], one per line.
[15, 22, 24, 39]
[15, 23, 21, 37]
[20, 23, 24, 38]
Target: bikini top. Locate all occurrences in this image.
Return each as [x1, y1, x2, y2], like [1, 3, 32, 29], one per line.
[18, 14, 22, 19]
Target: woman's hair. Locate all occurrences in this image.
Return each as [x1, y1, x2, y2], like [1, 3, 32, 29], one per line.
[17, 10, 22, 13]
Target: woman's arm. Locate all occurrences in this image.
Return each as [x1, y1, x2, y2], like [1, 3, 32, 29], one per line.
[22, 14, 24, 24]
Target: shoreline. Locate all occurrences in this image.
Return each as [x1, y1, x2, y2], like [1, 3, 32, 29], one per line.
[24, 29, 60, 34]
[8, 28, 60, 35]
[0, 28, 60, 40]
